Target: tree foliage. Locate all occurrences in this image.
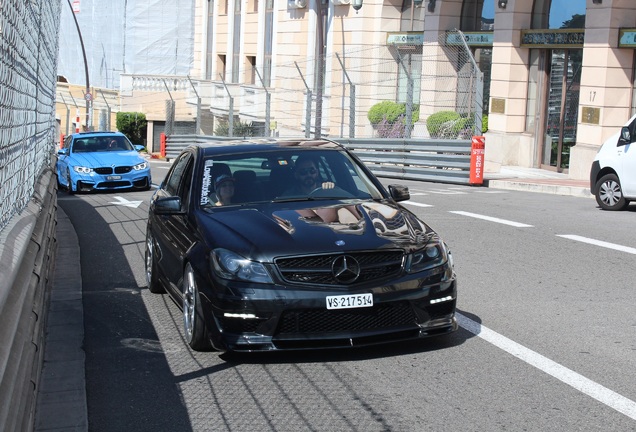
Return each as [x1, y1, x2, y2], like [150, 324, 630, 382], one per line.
[116, 112, 147, 145]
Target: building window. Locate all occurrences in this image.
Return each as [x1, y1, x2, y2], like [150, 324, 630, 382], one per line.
[263, 0, 274, 87]
[232, 0, 242, 83]
[205, 3, 214, 80]
[631, 52, 636, 117]
[246, 56, 256, 85]
[396, 49, 422, 105]
[218, 54, 227, 80]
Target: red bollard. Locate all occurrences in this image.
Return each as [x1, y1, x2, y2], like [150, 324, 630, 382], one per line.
[160, 133, 166, 158]
[469, 136, 485, 185]
[60, 133, 65, 149]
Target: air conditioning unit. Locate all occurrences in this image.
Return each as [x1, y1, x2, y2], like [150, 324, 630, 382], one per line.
[332, 0, 352, 4]
[288, 0, 307, 8]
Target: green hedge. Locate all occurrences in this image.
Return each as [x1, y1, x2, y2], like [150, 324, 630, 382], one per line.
[367, 101, 419, 126]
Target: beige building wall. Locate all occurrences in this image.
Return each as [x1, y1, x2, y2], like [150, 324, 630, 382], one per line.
[185, 0, 636, 180]
[570, 1, 636, 180]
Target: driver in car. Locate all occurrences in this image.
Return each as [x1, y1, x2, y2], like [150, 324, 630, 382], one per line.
[283, 155, 335, 196]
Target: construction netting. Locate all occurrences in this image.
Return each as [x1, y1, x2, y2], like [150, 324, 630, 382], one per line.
[0, 0, 61, 232]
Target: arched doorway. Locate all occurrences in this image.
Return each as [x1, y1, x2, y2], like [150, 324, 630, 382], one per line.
[525, 0, 586, 172]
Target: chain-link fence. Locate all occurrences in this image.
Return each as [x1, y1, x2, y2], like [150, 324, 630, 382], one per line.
[0, 0, 61, 233]
[197, 29, 482, 140]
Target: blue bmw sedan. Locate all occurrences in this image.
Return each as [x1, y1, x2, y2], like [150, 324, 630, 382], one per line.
[56, 131, 151, 193]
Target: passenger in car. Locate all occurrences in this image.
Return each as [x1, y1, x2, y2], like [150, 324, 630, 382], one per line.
[281, 155, 335, 196]
[214, 174, 235, 206]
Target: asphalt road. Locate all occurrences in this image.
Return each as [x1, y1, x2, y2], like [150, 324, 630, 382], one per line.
[55, 160, 636, 431]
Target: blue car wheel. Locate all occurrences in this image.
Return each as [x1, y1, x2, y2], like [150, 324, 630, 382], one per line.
[66, 169, 75, 195]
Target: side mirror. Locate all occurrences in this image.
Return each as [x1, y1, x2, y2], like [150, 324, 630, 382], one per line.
[134, 144, 146, 152]
[619, 127, 632, 145]
[388, 184, 410, 202]
[57, 148, 68, 156]
[151, 196, 183, 214]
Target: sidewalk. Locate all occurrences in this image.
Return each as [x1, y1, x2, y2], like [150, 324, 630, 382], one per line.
[484, 166, 592, 199]
[35, 207, 87, 432]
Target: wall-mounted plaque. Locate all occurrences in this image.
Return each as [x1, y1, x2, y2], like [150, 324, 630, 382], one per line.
[491, 98, 505, 114]
[581, 107, 600, 125]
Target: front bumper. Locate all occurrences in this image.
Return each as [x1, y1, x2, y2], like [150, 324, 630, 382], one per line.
[202, 266, 458, 352]
[72, 170, 151, 191]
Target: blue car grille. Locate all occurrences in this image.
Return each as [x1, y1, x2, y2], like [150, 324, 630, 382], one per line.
[94, 166, 133, 175]
[275, 251, 404, 286]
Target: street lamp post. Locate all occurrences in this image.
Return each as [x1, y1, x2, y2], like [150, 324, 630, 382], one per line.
[66, 0, 91, 131]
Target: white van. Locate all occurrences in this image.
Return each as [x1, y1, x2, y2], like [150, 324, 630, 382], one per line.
[590, 114, 636, 210]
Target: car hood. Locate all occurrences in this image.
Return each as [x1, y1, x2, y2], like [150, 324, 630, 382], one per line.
[201, 201, 434, 260]
[70, 151, 145, 167]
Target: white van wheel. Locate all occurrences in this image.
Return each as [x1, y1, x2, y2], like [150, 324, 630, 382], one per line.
[596, 174, 628, 211]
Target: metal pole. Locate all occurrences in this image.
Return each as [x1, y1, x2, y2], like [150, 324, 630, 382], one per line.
[219, 74, 234, 136]
[66, 0, 91, 130]
[295, 62, 313, 139]
[187, 76, 202, 135]
[254, 67, 271, 137]
[456, 30, 483, 136]
[314, 0, 325, 139]
[335, 52, 356, 138]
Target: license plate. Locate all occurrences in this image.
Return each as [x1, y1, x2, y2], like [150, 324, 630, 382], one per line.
[106, 175, 122, 180]
[326, 293, 373, 310]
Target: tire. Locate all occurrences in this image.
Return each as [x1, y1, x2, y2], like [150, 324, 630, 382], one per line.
[595, 173, 628, 211]
[145, 231, 164, 293]
[66, 169, 75, 195]
[183, 263, 212, 351]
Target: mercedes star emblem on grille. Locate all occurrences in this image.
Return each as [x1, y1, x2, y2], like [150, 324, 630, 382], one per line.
[331, 255, 361, 284]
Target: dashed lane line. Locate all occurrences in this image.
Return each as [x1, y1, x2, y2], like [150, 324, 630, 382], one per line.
[457, 312, 636, 421]
[449, 211, 533, 228]
[402, 201, 433, 208]
[557, 235, 636, 255]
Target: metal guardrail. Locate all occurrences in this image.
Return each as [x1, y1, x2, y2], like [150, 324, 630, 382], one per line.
[166, 135, 473, 185]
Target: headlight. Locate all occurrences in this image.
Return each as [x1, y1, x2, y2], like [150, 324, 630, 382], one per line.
[73, 166, 93, 174]
[133, 161, 148, 170]
[211, 249, 273, 283]
[405, 238, 450, 273]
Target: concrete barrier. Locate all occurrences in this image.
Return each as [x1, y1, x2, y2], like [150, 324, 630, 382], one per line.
[0, 168, 57, 432]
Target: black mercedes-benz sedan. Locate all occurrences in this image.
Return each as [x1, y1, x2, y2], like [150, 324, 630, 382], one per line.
[145, 139, 457, 353]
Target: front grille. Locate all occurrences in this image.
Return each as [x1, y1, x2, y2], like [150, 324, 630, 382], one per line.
[96, 181, 130, 188]
[94, 166, 133, 175]
[275, 251, 403, 286]
[276, 302, 417, 334]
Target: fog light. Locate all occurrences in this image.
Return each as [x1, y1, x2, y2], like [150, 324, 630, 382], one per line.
[223, 313, 257, 319]
[430, 295, 453, 304]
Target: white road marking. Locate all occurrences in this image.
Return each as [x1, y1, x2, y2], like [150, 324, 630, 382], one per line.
[108, 196, 143, 208]
[457, 312, 636, 421]
[557, 235, 636, 255]
[449, 211, 533, 228]
[428, 190, 468, 195]
[403, 201, 433, 208]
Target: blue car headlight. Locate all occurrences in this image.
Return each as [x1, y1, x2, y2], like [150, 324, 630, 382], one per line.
[211, 248, 273, 284]
[73, 166, 93, 174]
[133, 161, 148, 171]
[405, 238, 451, 273]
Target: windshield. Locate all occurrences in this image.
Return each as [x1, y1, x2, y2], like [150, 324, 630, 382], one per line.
[199, 149, 385, 207]
[72, 136, 134, 153]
